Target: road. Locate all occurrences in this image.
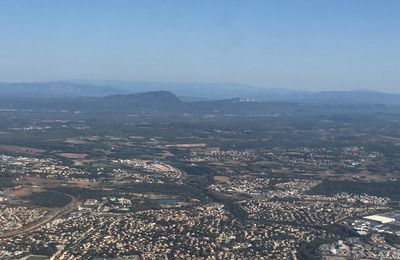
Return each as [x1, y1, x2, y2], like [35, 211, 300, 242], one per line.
[0, 193, 79, 238]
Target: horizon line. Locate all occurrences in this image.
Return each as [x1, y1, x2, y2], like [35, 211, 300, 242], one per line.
[0, 79, 398, 94]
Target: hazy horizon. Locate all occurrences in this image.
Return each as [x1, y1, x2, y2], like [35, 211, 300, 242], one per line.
[0, 1, 399, 92]
[0, 79, 399, 95]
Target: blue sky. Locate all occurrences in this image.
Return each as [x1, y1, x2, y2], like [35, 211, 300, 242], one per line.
[0, 0, 399, 92]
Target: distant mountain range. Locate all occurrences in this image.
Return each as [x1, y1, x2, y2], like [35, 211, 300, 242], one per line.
[1, 90, 399, 118]
[0, 80, 399, 106]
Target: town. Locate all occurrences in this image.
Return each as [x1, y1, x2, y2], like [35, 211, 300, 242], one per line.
[0, 100, 399, 259]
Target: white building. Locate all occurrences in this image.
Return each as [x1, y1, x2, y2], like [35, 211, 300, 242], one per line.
[363, 215, 395, 224]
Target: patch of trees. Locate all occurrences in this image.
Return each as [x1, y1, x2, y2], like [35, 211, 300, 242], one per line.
[30, 242, 57, 256]
[118, 183, 208, 201]
[204, 190, 247, 220]
[308, 180, 400, 199]
[22, 191, 72, 208]
[49, 186, 115, 200]
[0, 177, 16, 188]
[384, 233, 400, 247]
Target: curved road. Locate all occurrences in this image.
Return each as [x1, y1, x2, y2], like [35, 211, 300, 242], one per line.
[0, 193, 79, 238]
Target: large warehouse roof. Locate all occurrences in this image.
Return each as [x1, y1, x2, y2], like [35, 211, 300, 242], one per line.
[363, 215, 395, 224]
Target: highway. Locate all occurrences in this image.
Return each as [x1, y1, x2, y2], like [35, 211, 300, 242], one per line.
[0, 193, 79, 239]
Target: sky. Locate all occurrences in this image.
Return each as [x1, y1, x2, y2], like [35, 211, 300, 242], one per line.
[0, 0, 399, 92]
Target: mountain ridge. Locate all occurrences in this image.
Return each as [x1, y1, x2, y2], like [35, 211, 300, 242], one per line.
[0, 81, 399, 105]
